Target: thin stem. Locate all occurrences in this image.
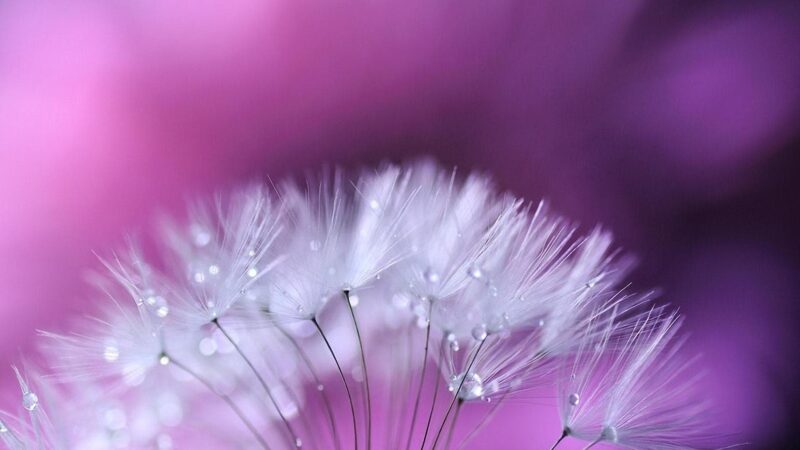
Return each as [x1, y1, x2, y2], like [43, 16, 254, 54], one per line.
[404, 317, 432, 450]
[343, 289, 372, 450]
[583, 436, 602, 450]
[312, 317, 359, 450]
[389, 319, 417, 449]
[213, 319, 299, 448]
[169, 354, 271, 450]
[420, 336, 448, 449]
[442, 400, 463, 450]
[431, 338, 487, 450]
[275, 323, 341, 450]
[456, 393, 508, 449]
[549, 429, 568, 450]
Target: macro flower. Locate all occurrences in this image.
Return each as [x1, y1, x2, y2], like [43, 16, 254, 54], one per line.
[0, 161, 728, 449]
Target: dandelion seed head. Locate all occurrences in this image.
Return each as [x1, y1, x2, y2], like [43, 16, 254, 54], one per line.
[3, 161, 726, 449]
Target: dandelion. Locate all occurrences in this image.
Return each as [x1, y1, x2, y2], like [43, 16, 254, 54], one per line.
[3, 160, 730, 450]
[554, 308, 713, 450]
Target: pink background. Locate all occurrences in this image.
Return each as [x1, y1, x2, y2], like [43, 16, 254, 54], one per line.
[2, 1, 799, 448]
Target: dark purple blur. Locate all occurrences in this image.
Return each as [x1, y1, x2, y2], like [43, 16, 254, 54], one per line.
[1, 1, 798, 448]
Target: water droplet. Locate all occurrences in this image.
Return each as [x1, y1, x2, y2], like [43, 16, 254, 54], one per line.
[488, 284, 498, 297]
[449, 339, 460, 352]
[369, 199, 380, 211]
[467, 264, 483, 280]
[103, 344, 120, 362]
[601, 426, 618, 443]
[0, 419, 7, 433]
[208, 265, 220, 275]
[448, 372, 484, 401]
[199, 337, 217, 356]
[247, 267, 258, 278]
[471, 324, 488, 341]
[296, 305, 306, 315]
[309, 240, 321, 251]
[392, 293, 410, 309]
[538, 319, 545, 327]
[424, 268, 440, 283]
[156, 304, 169, 318]
[317, 384, 324, 391]
[191, 225, 211, 247]
[488, 313, 509, 333]
[193, 272, 206, 283]
[295, 437, 303, 447]
[248, 249, 257, 257]
[348, 294, 359, 307]
[22, 392, 38, 411]
[159, 354, 171, 366]
[568, 393, 580, 406]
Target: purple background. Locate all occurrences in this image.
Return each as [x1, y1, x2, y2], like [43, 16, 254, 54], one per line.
[1, 1, 798, 448]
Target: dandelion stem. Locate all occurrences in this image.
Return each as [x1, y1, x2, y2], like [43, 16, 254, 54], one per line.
[442, 399, 463, 450]
[583, 436, 602, 450]
[431, 338, 487, 449]
[169, 355, 271, 450]
[420, 335, 448, 449]
[213, 319, 299, 448]
[312, 316, 359, 450]
[274, 323, 341, 450]
[343, 289, 372, 450]
[549, 429, 568, 450]
[404, 313, 432, 450]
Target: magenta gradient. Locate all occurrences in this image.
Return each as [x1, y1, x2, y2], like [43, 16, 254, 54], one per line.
[1, 1, 799, 448]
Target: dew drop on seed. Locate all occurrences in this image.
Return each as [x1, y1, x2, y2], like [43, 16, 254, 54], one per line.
[22, 392, 38, 411]
[156, 305, 169, 318]
[471, 324, 488, 341]
[208, 265, 220, 275]
[467, 264, 483, 280]
[309, 240, 321, 251]
[449, 372, 484, 401]
[295, 437, 303, 447]
[191, 226, 211, 247]
[568, 393, 580, 406]
[449, 339, 460, 352]
[103, 345, 120, 362]
[159, 355, 171, 366]
[317, 384, 324, 391]
[0, 419, 7, 433]
[247, 267, 258, 278]
[199, 337, 217, 356]
[602, 426, 618, 443]
[424, 268, 440, 283]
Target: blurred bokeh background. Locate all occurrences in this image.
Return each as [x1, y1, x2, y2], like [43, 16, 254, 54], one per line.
[1, 1, 798, 448]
